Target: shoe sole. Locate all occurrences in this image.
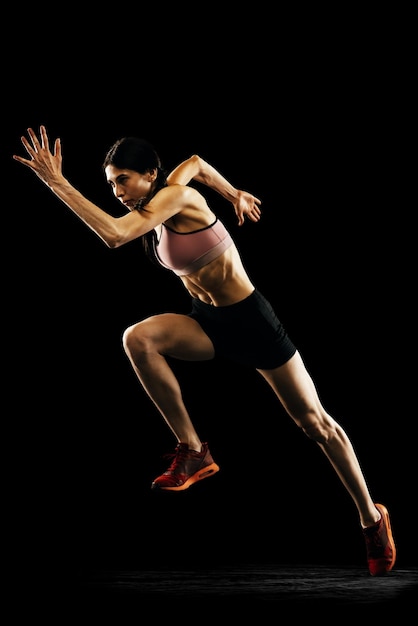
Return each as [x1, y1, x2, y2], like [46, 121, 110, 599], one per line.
[372, 503, 397, 575]
[153, 462, 220, 492]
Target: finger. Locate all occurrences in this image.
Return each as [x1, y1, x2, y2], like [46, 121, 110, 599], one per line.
[12, 154, 33, 165]
[40, 125, 50, 150]
[26, 127, 41, 152]
[20, 135, 37, 158]
[54, 137, 61, 158]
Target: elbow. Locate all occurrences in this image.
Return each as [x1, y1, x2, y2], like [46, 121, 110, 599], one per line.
[106, 234, 126, 249]
[189, 154, 204, 175]
[180, 154, 204, 178]
[191, 155, 212, 184]
[101, 226, 128, 249]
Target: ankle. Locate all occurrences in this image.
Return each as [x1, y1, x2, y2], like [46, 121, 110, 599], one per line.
[361, 506, 382, 529]
[179, 440, 202, 453]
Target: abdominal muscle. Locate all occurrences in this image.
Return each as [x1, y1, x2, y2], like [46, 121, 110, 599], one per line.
[179, 244, 256, 306]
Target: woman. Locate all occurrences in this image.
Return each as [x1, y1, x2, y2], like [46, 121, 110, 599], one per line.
[13, 126, 396, 576]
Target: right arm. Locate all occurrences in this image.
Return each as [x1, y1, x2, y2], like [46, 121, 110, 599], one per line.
[167, 154, 262, 226]
[12, 126, 182, 248]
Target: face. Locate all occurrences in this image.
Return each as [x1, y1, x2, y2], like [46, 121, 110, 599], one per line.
[105, 165, 156, 211]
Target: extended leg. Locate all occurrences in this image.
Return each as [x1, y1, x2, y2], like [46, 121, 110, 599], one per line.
[258, 351, 396, 575]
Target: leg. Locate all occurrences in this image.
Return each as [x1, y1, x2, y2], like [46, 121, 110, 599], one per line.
[258, 351, 379, 526]
[122, 312, 215, 451]
[258, 351, 396, 574]
[123, 312, 220, 491]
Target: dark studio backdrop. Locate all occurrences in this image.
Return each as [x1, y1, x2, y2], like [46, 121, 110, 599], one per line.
[4, 10, 415, 587]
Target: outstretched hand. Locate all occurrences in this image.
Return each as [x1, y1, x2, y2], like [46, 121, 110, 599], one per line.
[13, 125, 63, 185]
[233, 189, 262, 226]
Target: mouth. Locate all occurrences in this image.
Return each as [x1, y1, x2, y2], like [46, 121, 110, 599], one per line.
[123, 200, 136, 209]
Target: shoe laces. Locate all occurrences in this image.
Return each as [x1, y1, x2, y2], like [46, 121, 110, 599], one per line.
[163, 445, 190, 473]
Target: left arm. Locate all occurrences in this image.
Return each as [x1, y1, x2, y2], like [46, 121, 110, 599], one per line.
[167, 154, 262, 226]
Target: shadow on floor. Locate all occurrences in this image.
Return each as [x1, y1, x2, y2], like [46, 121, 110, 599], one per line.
[77, 563, 417, 616]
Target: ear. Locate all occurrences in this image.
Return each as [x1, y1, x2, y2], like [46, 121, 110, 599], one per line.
[148, 168, 157, 182]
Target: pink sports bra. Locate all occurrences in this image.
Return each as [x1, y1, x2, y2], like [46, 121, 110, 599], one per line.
[154, 218, 233, 276]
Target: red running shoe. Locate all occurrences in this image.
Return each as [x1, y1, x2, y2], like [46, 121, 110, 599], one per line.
[363, 503, 396, 576]
[151, 442, 220, 491]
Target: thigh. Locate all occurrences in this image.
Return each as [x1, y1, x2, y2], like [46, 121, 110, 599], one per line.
[257, 351, 323, 423]
[132, 313, 216, 361]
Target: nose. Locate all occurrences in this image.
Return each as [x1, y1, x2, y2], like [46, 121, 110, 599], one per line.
[114, 183, 125, 199]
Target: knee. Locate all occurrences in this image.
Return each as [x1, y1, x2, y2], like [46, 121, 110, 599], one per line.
[300, 412, 337, 445]
[122, 324, 149, 359]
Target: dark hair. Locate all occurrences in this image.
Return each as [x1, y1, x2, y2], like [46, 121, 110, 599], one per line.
[103, 137, 168, 263]
[103, 137, 161, 173]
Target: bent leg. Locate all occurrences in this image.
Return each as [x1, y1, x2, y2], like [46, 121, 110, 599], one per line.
[123, 312, 215, 452]
[258, 351, 380, 528]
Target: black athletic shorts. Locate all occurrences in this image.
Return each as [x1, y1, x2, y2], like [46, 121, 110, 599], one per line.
[188, 289, 297, 369]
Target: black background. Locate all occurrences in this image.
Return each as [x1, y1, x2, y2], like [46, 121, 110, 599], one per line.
[4, 8, 415, 582]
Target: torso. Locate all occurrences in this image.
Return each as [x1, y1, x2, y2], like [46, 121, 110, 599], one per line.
[154, 219, 232, 275]
[154, 220, 254, 306]
[179, 244, 255, 306]
[151, 186, 255, 306]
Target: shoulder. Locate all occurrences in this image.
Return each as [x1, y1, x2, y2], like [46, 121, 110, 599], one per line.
[156, 183, 203, 205]
[145, 184, 207, 224]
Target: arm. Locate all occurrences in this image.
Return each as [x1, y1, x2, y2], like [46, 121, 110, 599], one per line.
[167, 154, 262, 226]
[13, 126, 171, 248]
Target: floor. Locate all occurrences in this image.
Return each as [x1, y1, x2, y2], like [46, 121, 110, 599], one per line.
[75, 563, 417, 618]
